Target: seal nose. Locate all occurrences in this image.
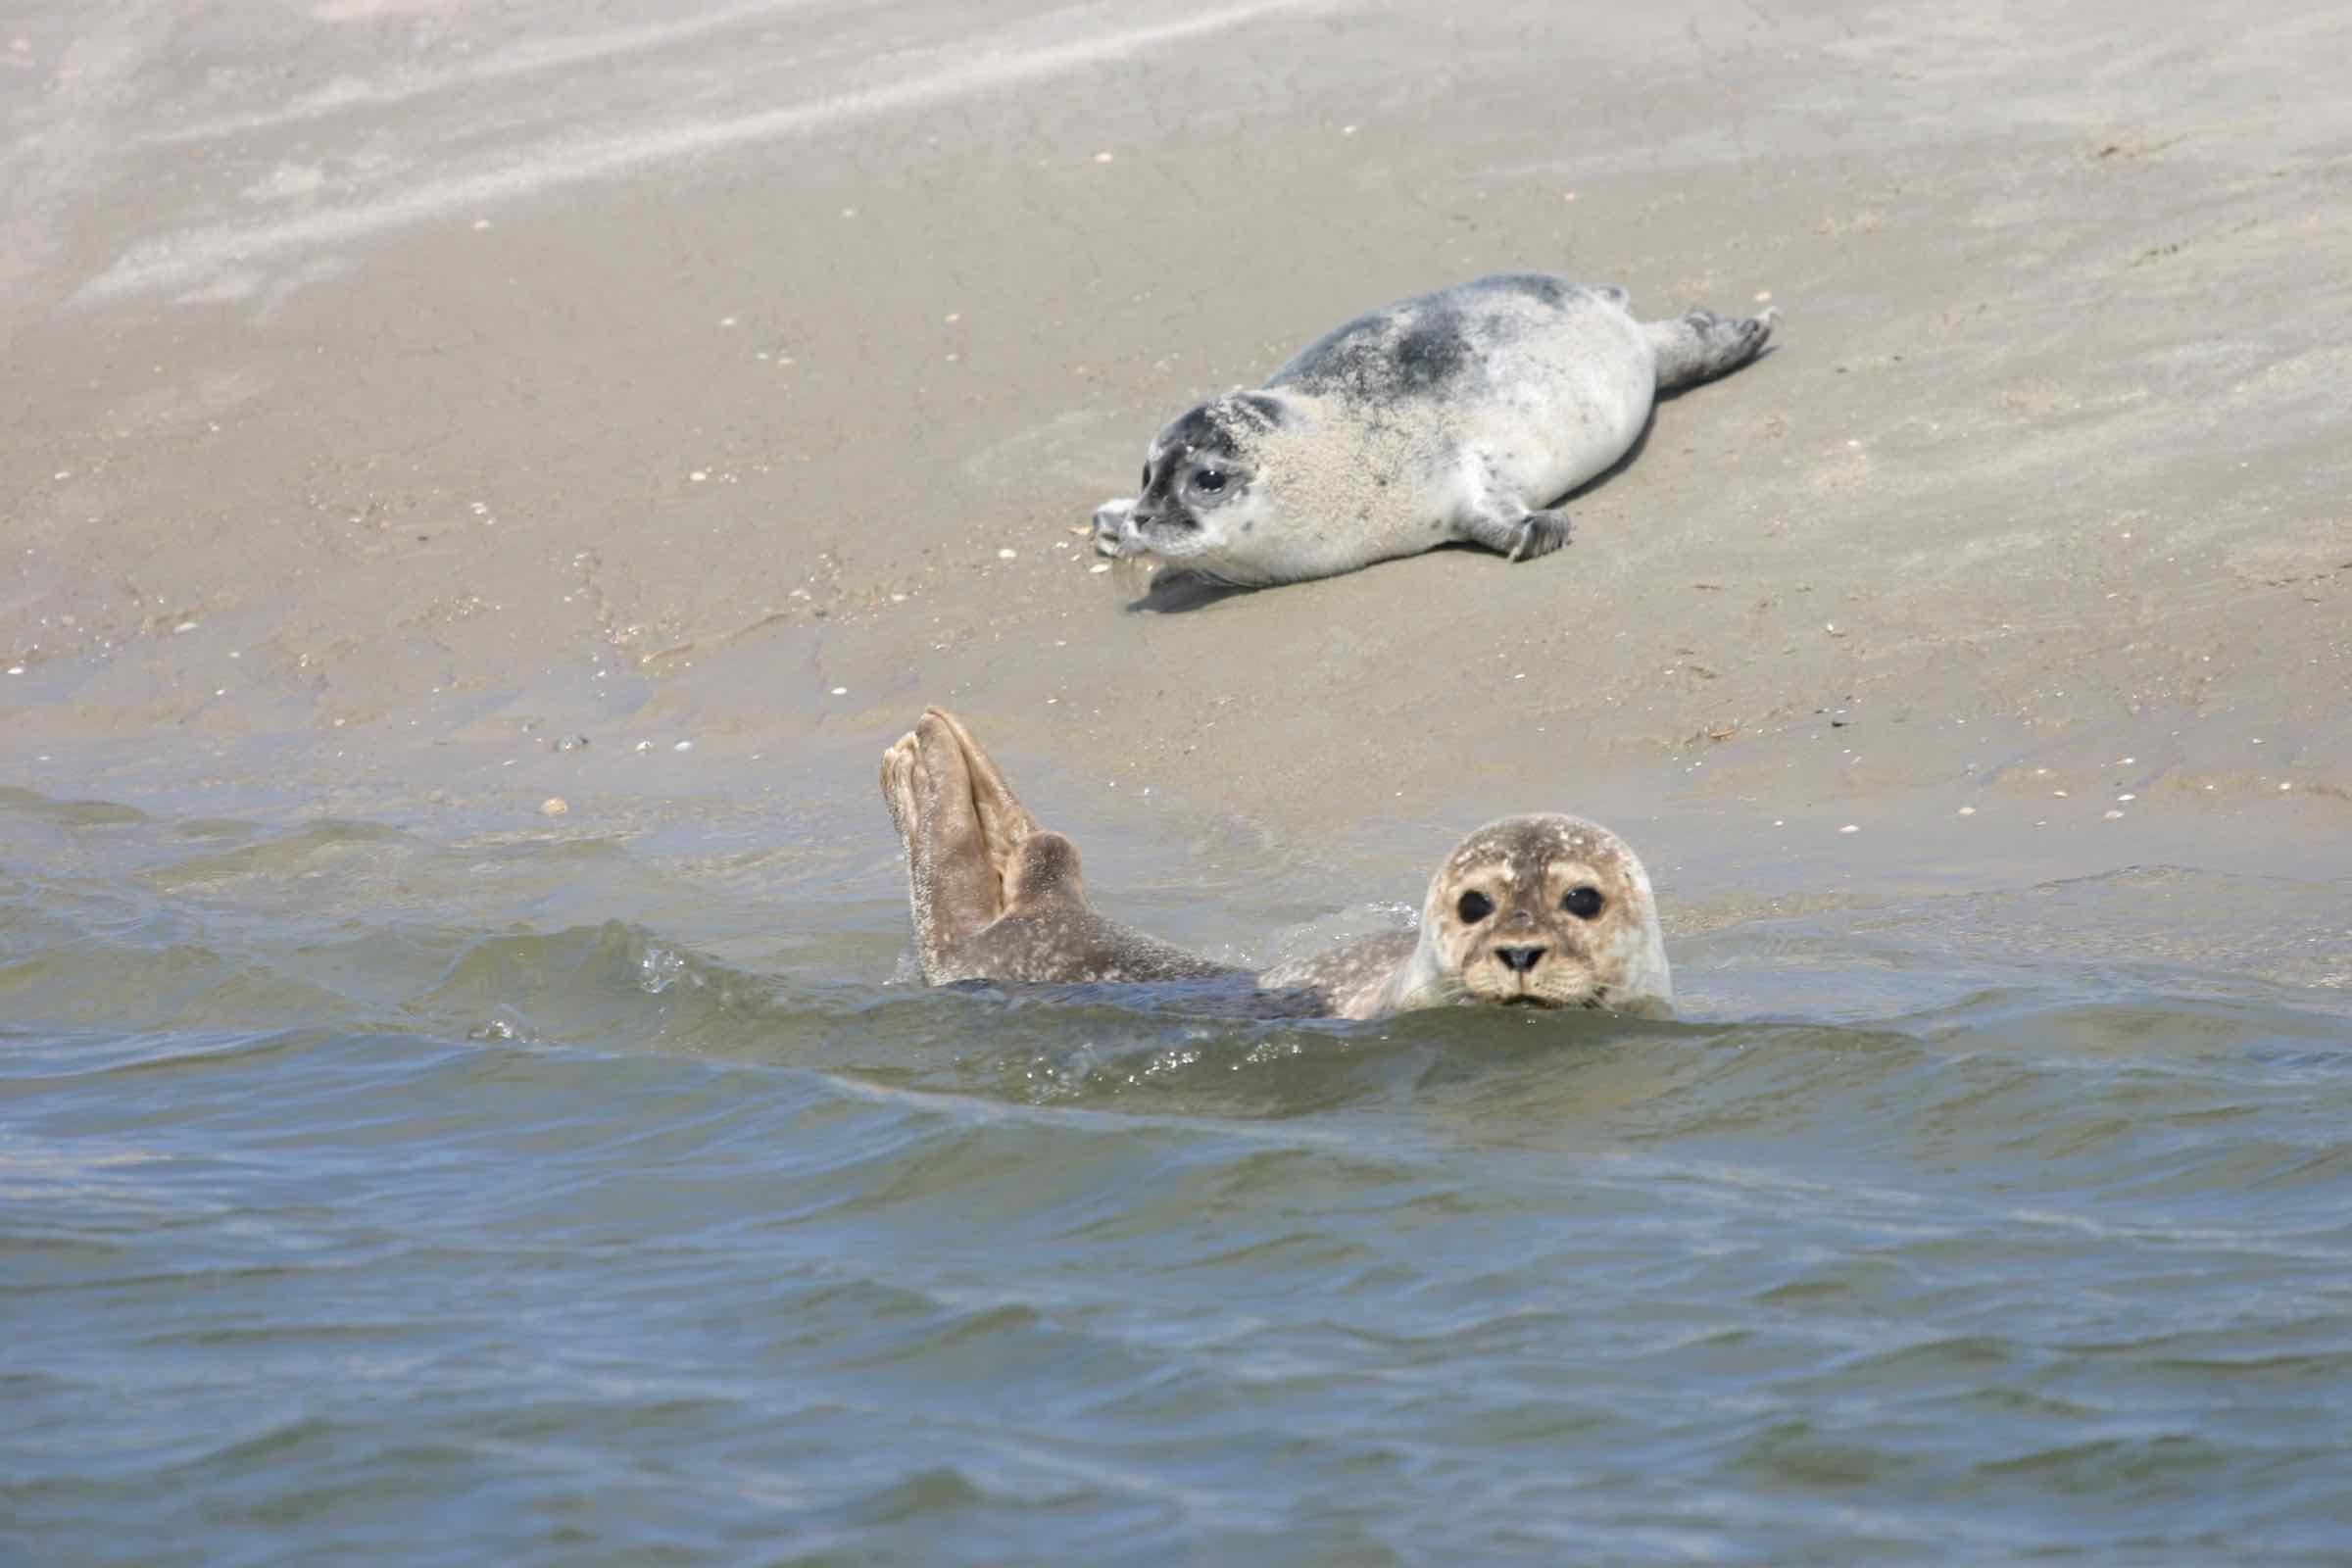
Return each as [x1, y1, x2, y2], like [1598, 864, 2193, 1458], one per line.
[1494, 944, 1546, 974]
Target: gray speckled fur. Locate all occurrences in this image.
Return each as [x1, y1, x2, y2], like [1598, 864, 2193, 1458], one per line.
[1350, 814, 1674, 1018]
[1255, 930, 1421, 1018]
[1091, 272, 1775, 586]
[942, 901, 1235, 987]
[883, 710, 1235, 988]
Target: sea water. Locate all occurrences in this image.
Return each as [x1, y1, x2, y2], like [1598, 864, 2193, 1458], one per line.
[6, 785, 2351, 1563]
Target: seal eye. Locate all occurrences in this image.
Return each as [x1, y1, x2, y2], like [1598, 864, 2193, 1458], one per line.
[1456, 890, 1494, 923]
[1562, 886, 1605, 919]
[1194, 467, 1227, 494]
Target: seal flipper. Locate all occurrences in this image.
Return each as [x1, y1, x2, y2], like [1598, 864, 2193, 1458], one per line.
[1457, 496, 1573, 564]
[1644, 307, 1778, 392]
[921, 706, 1043, 894]
[883, 710, 1237, 986]
[882, 712, 1011, 979]
[1504, 508, 1572, 563]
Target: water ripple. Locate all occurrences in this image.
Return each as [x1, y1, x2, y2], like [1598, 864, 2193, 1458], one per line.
[6, 794, 2352, 1559]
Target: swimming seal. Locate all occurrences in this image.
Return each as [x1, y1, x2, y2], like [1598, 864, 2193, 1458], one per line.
[880, 709, 1672, 1018]
[1089, 272, 1775, 587]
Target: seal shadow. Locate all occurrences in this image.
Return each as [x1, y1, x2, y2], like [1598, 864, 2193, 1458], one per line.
[1123, 343, 1774, 613]
[1124, 570, 1255, 612]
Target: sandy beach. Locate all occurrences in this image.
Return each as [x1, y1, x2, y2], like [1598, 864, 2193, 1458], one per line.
[6, 0, 2350, 914]
[12, 6, 2352, 1559]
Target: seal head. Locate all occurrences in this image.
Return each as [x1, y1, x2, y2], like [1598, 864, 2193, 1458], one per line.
[1103, 391, 1290, 584]
[1367, 814, 1671, 1016]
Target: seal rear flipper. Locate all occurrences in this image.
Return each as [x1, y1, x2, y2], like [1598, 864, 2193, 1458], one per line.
[885, 710, 1234, 987]
[1644, 307, 1778, 392]
[1002, 831, 1086, 912]
[921, 707, 1043, 880]
[889, 712, 1011, 979]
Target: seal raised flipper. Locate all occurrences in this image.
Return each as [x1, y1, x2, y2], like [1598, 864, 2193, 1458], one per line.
[919, 706, 1043, 897]
[882, 710, 1010, 980]
[882, 710, 1232, 986]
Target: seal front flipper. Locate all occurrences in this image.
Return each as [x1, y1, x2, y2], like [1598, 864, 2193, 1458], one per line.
[1504, 508, 1573, 564]
[1456, 493, 1573, 564]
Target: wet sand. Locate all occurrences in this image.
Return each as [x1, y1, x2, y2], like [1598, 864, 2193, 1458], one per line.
[6, 0, 2350, 912]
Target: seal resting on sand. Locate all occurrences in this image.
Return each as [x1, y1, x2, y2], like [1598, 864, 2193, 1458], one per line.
[880, 709, 1672, 1019]
[1088, 271, 1776, 588]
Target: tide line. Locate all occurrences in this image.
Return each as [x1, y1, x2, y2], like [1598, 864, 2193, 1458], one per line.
[77, 0, 1317, 305]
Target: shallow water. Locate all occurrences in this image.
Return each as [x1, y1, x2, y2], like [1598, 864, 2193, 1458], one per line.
[6, 787, 2352, 1563]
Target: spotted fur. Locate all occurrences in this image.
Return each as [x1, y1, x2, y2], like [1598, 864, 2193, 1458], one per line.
[1090, 272, 1776, 587]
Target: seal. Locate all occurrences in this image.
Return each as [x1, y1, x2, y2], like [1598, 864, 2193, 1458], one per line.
[881, 709, 1672, 1018]
[1089, 272, 1775, 587]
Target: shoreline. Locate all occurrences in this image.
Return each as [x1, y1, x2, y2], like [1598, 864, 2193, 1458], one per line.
[4, 0, 2347, 935]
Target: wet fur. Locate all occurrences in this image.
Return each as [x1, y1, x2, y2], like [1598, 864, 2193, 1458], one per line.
[885, 710, 1673, 1019]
